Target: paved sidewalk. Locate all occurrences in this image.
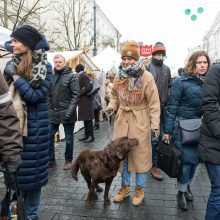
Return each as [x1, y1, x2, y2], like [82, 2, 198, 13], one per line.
[0, 120, 210, 220]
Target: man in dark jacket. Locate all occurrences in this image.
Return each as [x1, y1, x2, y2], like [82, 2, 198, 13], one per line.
[145, 42, 171, 181]
[0, 71, 22, 176]
[48, 54, 80, 170]
[198, 63, 220, 220]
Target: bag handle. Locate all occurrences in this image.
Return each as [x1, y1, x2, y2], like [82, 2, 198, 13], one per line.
[3, 170, 27, 220]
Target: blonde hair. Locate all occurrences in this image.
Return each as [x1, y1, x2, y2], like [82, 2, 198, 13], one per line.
[17, 49, 33, 80]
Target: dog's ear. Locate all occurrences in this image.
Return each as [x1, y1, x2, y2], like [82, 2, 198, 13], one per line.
[115, 147, 124, 160]
[99, 152, 109, 164]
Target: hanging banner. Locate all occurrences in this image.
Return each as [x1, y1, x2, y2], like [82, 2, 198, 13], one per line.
[140, 45, 152, 57]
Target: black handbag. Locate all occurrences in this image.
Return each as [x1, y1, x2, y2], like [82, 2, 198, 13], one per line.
[87, 79, 100, 96]
[157, 141, 181, 178]
[179, 118, 201, 146]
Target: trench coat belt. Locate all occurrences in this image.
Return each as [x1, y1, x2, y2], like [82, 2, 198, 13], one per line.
[119, 105, 147, 112]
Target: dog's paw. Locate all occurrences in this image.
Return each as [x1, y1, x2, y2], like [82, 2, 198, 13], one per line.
[104, 197, 111, 205]
[86, 200, 93, 208]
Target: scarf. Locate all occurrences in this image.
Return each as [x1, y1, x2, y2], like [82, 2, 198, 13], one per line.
[117, 60, 144, 105]
[12, 49, 47, 88]
[196, 74, 206, 82]
[152, 57, 164, 66]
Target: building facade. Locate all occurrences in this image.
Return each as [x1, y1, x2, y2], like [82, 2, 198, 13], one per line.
[203, 11, 220, 63]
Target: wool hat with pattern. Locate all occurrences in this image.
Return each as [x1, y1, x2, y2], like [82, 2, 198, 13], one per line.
[121, 41, 140, 61]
[152, 42, 166, 56]
[10, 25, 42, 51]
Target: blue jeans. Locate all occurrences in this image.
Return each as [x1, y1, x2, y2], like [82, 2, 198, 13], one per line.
[122, 156, 147, 187]
[205, 162, 220, 220]
[152, 111, 164, 166]
[22, 187, 41, 220]
[49, 123, 75, 163]
[177, 164, 197, 192]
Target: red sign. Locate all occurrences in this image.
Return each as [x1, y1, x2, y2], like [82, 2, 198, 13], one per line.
[140, 45, 152, 57]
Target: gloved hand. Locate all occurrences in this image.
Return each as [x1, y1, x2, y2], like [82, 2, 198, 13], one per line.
[105, 107, 114, 116]
[151, 129, 160, 141]
[4, 62, 17, 80]
[1, 154, 22, 173]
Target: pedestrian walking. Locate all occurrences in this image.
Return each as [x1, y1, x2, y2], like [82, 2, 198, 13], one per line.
[3, 24, 52, 220]
[75, 64, 95, 143]
[198, 62, 220, 220]
[48, 54, 80, 170]
[163, 50, 211, 210]
[106, 41, 160, 206]
[146, 42, 172, 181]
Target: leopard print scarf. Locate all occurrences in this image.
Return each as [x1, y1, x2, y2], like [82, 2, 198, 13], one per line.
[12, 49, 47, 88]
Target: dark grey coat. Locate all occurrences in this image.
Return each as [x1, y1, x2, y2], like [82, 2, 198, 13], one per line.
[198, 63, 220, 164]
[48, 67, 80, 124]
[77, 71, 94, 121]
[146, 59, 171, 108]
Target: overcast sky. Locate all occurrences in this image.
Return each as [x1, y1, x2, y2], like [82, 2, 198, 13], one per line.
[96, 0, 220, 73]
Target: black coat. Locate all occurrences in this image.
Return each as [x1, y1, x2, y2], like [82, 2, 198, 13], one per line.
[48, 67, 80, 124]
[198, 63, 220, 164]
[77, 71, 94, 121]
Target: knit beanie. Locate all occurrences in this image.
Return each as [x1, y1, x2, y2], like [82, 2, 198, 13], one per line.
[10, 25, 42, 51]
[121, 42, 140, 61]
[152, 42, 166, 56]
[75, 64, 85, 73]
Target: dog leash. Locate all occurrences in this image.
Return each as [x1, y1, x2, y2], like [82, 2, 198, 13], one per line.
[105, 113, 113, 141]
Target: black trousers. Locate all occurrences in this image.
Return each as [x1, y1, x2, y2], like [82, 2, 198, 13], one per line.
[94, 109, 100, 124]
[84, 120, 94, 138]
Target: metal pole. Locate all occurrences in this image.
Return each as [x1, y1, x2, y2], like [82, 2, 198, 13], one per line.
[93, 0, 97, 56]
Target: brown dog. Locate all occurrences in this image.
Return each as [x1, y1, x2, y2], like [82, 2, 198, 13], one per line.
[71, 137, 138, 207]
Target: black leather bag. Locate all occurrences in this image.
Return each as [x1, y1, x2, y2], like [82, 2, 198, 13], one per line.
[157, 141, 181, 178]
[179, 118, 201, 146]
[87, 79, 100, 96]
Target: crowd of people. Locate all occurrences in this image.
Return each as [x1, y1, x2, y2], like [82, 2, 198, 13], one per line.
[0, 24, 219, 220]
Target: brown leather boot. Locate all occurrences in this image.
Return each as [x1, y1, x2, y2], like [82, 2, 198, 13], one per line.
[113, 185, 130, 202]
[151, 166, 164, 181]
[132, 186, 144, 206]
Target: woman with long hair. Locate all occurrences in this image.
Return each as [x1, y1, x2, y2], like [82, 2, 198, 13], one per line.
[4, 25, 52, 220]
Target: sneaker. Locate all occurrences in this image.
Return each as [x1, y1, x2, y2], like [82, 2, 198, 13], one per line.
[63, 161, 72, 170]
[151, 166, 164, 181]
[113, 185, 130, 202]
[132, 186, 144, 206]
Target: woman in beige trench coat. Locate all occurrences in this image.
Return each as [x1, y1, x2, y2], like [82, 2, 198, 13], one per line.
[106, 41, 160, 206]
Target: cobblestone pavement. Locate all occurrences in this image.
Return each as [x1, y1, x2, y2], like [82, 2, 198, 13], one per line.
[0, 120, 210, 220]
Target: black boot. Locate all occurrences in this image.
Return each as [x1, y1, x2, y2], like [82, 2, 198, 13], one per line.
[185, 185, 193, 201]
[177, 191, 188, 210]
[79, 135, 89, 141]
[84, 136, 95, 143]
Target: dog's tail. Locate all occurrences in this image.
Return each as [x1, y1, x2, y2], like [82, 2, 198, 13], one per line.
[71, 159, 79, 181]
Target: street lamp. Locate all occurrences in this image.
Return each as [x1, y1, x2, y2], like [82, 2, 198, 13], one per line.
[93, 0, 97, 56]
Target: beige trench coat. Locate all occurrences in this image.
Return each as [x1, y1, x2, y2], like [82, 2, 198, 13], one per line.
[108, 70, 160, 173]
